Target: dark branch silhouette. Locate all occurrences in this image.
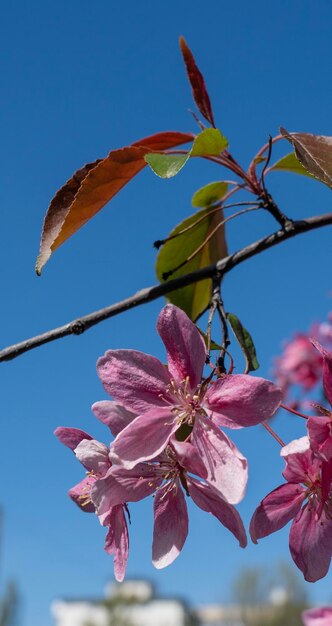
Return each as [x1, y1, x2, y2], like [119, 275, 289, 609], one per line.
[1, 211, 332, 363]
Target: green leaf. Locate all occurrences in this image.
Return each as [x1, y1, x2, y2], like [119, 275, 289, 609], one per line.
[227, 312, 259, 373]
[145, 128, 228, 179]
[156, 206, 228, 321]
[191, 128, 228, 156]
[270, 152, 313, 178]
[192, 181, 228, 208]
[144, 153, 190, 178]
[253, 155, 266, 165]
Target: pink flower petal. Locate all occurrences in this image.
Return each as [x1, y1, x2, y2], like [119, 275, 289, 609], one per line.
[170, 439, 208, 479]
[91, 465, 162, 514]
[311, 340, 332, 406]
[282, 440, 320, 483]
[281, 436, 310, 457]
[157, 304, 206, 389]
[192, 416, 248, 504]
[68, 475, 96, 513]
[92, 401, 137, 436]
[152, 479, 188, 569]
[110, 408, 178, 469]
[97, 349, 172, 413]
[54, 427, 92, 450]
[302, 607, 332, 626]
[74, 439, 111, 474]
[321, 460, 332, 512]
[290, 505, 332, 582]
[250, 483, 305, 543]
[104, 505, 129, 582]
[187, 477, 247, 547]
[205, 375, 282, 429]
[307, 416, 332, 462]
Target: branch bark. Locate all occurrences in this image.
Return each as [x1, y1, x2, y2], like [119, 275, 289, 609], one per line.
[1, 211, 332, 363]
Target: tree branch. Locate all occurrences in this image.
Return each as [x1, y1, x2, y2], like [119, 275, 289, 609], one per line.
[1, 211, 332, 363]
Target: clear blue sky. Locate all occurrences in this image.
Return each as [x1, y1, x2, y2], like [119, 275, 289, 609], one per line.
[1, 1, 332, 625]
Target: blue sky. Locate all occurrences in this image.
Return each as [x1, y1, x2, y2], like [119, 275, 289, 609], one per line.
[1, 1, 332, 625]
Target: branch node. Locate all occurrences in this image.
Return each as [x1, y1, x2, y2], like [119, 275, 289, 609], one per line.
[70, 320, 86, 335]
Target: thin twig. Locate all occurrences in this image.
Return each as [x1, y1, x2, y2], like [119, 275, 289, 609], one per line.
[1, 211, 332, 363]
[216, 291, 230, 373]
[205, 280, 219, 362]
[154, 201, 261, 249]
[163, 206, 261, 279]
[262, 421, 285, 447]
[280, 403, 309, 420]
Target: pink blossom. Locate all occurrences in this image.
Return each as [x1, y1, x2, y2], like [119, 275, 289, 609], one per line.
[274, 334, 323, 393]
[54, 426, 130, 582]
[306, 341, 332, 462]
[250, 437, 332, 582]
[313, 316, 332, 353]
[97, 304, 282, 503]
[91, 440, 247, 569]
[302, 607, 332, 626]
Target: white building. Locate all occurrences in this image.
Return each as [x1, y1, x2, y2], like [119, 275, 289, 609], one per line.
[51, 579, 195, 626]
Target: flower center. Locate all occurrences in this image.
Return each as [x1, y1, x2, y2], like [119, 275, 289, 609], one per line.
[161, 376, 206, 426]
[305, 477, 332, 519]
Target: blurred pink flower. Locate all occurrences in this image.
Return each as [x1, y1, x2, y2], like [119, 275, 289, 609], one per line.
[274, 334, 322, 393]
[312, 315, 332, 353]
[250, 437, 332, 582]
[302, 607, 332, 626]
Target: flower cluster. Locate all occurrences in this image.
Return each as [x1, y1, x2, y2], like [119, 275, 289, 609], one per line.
[251, 340, 332, 582]
[56, 304, 282, 581]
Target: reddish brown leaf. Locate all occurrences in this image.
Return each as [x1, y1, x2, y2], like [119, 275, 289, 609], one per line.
[36, 131, 194, 274]
[179, 36, 215, 128]
[280, 127, 332, 189]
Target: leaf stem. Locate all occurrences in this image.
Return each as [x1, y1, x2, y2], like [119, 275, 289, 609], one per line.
[154, 201, 261, 248]
[280, 403, 309, 420]
[262, 421, 285, 447]
[162, 206, 261, 280]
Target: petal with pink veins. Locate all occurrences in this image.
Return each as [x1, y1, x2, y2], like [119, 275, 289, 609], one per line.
[290, 505, 332, 582]
[282, 440, 320, 483]
[152, 479, 188, 569]
[97, 349, 172, 413]
[250, 483, 305, 542]
[321, 459, 332, 510]
[54, 427, 92, 450]
[170, 439, 208, 479]
[310, 340, 332, 407]
[104, 505, 129, 583]
[110, 408, 178, 469]
[68, 475, 96, 513]
[187, 477, 247, 547]
[74, 439, 111, 474]
[204, 375, 282, 429]
[157, 304, 206, 389]
[92, 401, 137, 436]
[307, 416, 332, 462]
[91, 465, 162, 513]
[192, 416, 248, 504]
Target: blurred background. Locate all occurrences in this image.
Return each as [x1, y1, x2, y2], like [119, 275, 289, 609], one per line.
[1, 1, 332, 624]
